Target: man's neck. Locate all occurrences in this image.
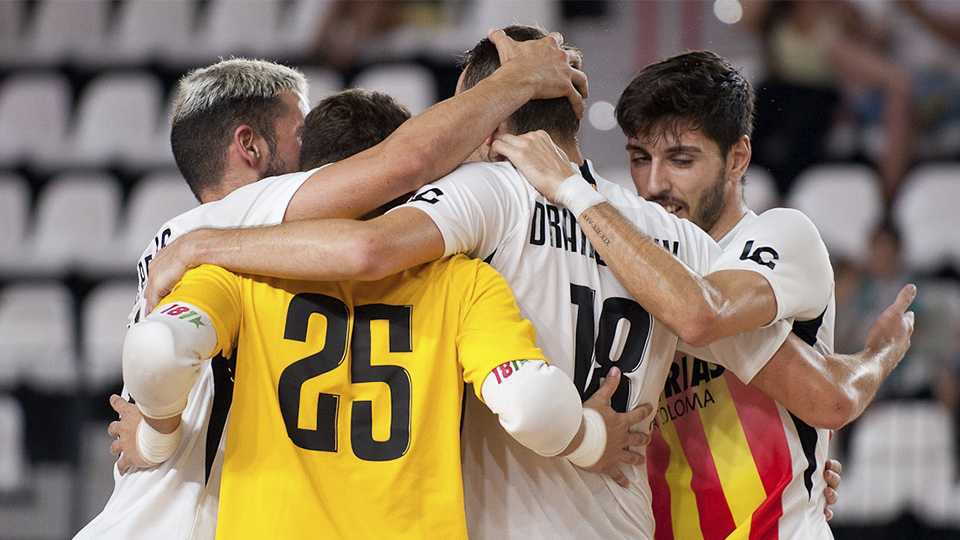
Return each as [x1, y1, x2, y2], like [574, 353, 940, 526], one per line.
[558, 141, 584, 166]
[710, 198, 750, 242]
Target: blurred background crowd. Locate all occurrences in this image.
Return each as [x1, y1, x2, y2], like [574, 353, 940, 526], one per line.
[1, 1, 959, 538]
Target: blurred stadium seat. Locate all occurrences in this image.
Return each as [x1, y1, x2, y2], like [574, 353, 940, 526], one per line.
[0, 70, 73, 168]
[894, 162, 960, 274]
[80, 279, 139, 392]
[14, 172, 123, 278]
[785, 163, 884, 263]
[0, 281, 77, 391]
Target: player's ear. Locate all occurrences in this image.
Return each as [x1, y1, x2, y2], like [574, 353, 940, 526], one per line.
[482, 122, 510, 162]
[234, 125, 263, 169]
[728, 135, 751, 183]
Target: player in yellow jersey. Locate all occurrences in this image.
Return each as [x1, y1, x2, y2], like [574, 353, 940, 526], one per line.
[120, 88, 649, 539]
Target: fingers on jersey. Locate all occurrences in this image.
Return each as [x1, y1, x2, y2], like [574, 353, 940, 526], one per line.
[122, 302, 217, 420]
[480, 359, 582, 457]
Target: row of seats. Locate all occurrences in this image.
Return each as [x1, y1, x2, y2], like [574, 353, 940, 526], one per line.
[0, 0, 562, 71]
[0, 169, 198, 278]
[0, 63, 438, 172]
[831, 401, 960, 528]
[0, 0, 335, 70]
[0, 278, 135, 393]
[746, 162, 960, 273]
[2, 159, 959, 281]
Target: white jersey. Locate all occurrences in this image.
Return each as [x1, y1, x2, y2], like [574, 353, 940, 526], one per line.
[402, 160, 790, 540]
[647, 208, 836, 540]
[73, 169, 316, 540]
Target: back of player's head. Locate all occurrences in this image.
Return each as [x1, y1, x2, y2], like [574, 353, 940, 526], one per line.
[616, 50, 754, 156]
[460, 25, 580, 146]
[170, 58, 308, 199]
[299, 88, 411, 170]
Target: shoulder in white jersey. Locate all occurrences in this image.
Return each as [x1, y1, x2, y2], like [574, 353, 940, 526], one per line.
[402, 159, 787, 540]
[75, 167, 318, 540]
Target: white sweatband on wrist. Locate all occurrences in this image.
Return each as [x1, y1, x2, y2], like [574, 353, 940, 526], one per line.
[123, 302, 217, 419]
[554, 174, 607, 218]
[480, 359, 582, 457]
[136, 419, 184, 465]
[565, 408, 606, 468]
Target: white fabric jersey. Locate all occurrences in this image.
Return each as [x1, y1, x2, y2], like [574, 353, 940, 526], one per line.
[722, 208, 836, 538]
[645, 208, 836, 540]
[73, 168, 316, 540]
[402, 160, 790, 540]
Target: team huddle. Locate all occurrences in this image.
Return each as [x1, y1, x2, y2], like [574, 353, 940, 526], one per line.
[72, 25, 915, 540]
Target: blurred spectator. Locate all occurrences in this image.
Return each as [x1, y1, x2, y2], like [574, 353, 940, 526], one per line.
[834, 220, 956, 401]
[309, 0, 436, 73]
[866, 1, 960, 158]
[740, 0, 913, 207]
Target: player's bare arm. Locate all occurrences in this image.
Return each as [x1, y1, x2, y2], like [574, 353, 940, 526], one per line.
[493, 130, 776, 346]
[750, 284, 916, 430]
[283, 29, 587, 222]
[497, 130, 917, 429]
[145, 206, 443, 311]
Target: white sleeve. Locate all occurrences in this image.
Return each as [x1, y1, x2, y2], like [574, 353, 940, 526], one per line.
[711, 209, 833, 321]
[122, 302, 218, 419]
[479, 359, 583, 457]
[128, 169, 316, 326]
[398, 162, 530, 260]
[677, 319, 793, 383]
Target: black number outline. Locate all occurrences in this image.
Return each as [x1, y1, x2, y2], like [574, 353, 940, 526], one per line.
[278, 294, 413, 461]
[570, 283, 652, 412]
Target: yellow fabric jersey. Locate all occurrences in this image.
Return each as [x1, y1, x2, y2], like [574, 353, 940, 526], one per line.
[158, 256, 545, 540]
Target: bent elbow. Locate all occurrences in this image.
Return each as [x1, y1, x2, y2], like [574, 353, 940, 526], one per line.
[676, 312, 723, 348]
[807, 391, 859, 431]
[349, 232, 397, 281]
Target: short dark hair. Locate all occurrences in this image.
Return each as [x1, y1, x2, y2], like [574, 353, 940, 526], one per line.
[459, 24, 580, 146]
[299, 88, 411, 170]
[615, 50, 754, 156]
[169, 58, 307, 200]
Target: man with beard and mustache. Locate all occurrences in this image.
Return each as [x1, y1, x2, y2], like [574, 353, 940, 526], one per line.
[494, 49, 915, 539]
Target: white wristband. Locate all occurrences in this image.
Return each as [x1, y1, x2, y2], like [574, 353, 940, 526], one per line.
[136, 420, 184, 465]
[554, 174, 607, 218]
[565, 408, 606, 468]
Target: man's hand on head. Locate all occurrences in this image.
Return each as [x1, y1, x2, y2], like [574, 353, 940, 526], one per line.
[488, 28, 588, 118]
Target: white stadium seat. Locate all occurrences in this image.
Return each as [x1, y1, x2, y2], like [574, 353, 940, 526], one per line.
[21, 0, 112, 67]
[106, 0, 198, 67]
[15, 172, 123, 277]
[831, 401, 958, 526]
[117, 170, 199, 270]
[785, 163, 884, 263]
[50, 71, 168, 170]
[0, 71, 72, 168]
[301, 67, 345, 108]
[893, 162, 960, 273]
[0, 281, 77, 390]
[80, 279, 139, 391]
[191, 0, 284, 63]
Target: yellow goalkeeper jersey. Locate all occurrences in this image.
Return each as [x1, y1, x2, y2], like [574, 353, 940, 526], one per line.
[158, 256, 544, 540]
